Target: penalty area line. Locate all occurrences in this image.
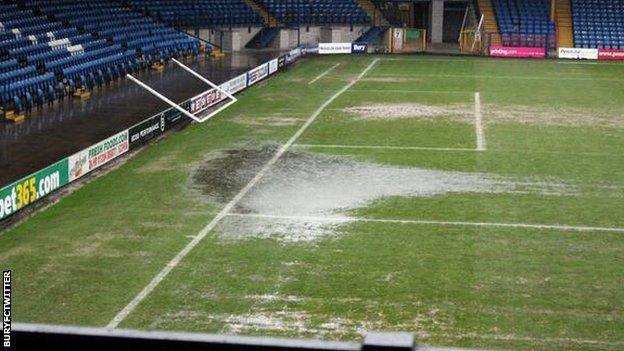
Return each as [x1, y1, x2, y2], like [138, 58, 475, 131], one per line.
[106, 58, 380, 329]
[226, 213, 624, 234]
[308, 63, 340, 84]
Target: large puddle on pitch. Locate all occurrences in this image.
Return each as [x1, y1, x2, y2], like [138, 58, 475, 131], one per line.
[190, 145, 573, 243]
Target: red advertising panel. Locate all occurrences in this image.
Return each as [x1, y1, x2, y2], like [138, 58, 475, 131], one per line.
[598, 49, 624, 61]
[490, 46, 546, 58]
[190, 89, 226, 114]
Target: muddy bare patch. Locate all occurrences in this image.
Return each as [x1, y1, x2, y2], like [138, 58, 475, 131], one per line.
[483, 104, 624, 128]
[246, 294, 306, 303]
[0, 244, 34, 262]
[231, 115, 301, 127]
[134, 152, 183, 174]
[190, 145, 574, 243]
[219, 311, 309, 334]
[344, 103, 624, 128]
[159, 310, 377, 337]
[139, 221, 185, 230]
[66, 231, 148, 258]
[362, 77, 424, 83]
[343, 103, 472, 122]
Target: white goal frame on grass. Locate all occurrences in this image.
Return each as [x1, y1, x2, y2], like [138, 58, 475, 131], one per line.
[126, 58, 237, 123]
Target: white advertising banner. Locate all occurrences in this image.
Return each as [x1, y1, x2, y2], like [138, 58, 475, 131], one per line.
[268, 58, 279, 74]
[247, 63, 269, 86]
[558, 47, 598, 60]
[68, 130, 129, 181]
[318, 43, 352, 54]
[220, 73, 247, 95]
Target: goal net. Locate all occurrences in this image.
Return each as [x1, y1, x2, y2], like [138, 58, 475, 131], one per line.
[459, 12, 488, 55]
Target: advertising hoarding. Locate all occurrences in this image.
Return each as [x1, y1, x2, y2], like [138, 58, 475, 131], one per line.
[269, 58, 279, 74]
[490, 46, 546, 58]
[351, 43, 368, 54]
[598, 49, 624, 61]
[0, 160, 69, 220]
[558, 47, 598, 60]
[247, 63, 269, 86]
[220, 73, 247, 94]
[190, 89, 226, 114]
[129, 113, 166, 149]
[68, 130, 129, 182]
[286, 47, 302, 64]
[318, 43, 352, 54]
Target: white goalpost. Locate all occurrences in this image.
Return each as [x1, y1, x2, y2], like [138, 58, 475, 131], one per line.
[126, 58, 237, 123]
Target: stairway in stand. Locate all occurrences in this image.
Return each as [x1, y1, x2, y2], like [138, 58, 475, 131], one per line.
[355, 0, 389, 26]
[555, 0, 574, 48]
[242, 0, 280, 27]
[477, 0, 502, 46]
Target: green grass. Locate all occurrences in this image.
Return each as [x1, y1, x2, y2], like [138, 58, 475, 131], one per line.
[1, 55, 624, 350]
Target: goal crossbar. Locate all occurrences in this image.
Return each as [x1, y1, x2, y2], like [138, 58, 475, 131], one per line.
[126, 59, 237, 123]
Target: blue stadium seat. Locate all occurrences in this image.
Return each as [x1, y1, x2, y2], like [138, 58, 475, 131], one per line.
[260, 0, 370, 25]
[125, 0, 264, 27]
[0, 0, 199, 112]
[492, 0, 556, 48]
[572, 0, 624, 49]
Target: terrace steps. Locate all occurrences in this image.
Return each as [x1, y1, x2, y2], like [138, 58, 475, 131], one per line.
[355, 0, 389, 26]
[477, 0, 502, 46]
[555, 0, 574, 48]
[242, 0, 281, 27]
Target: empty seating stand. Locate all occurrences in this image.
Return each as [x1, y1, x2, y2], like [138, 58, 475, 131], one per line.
[572, 0, 624, 49]
[493, 0, 556, 48]
[126, 0, 371, 27]
[0, 0, 199, 115]
[0, 4, 60, 111]
[260, 0, 370, 25]
[125, 0, 264, 27]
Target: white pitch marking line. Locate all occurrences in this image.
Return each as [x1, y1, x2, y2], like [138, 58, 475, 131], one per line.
[106, 58, 380, 328]
[557, 61, 598, 65]
[295, 144, 478, 152]
[226, 213, 624, 234]
[372, 73, 623, 81]
[348, 89, 472, 94]
[308, 63, 340, 84]
[474, 92, 486, 151]
[297, 142, 624, 158]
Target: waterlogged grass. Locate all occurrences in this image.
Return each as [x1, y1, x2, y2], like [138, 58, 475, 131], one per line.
[1, 55, 624, 350]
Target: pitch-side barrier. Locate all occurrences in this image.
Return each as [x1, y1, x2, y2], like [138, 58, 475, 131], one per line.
[0, 47, 305, 222]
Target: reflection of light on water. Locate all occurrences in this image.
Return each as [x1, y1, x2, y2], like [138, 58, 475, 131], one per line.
[192, 145, 574, 243]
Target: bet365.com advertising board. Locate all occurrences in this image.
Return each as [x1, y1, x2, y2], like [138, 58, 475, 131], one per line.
[0, 160, 69, 220]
